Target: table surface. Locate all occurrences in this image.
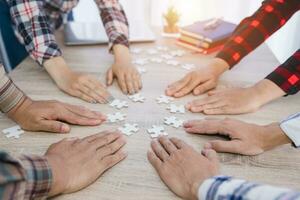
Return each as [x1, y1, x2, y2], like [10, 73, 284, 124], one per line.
[1, 30, 300, 200]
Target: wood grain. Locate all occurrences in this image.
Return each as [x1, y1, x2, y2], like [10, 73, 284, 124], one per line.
[1, 30, 300, 200]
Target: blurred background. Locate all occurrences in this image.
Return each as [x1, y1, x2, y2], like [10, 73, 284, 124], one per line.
[72, 0, 299, 63]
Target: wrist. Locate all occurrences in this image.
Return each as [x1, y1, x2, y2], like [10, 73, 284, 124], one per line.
[191, 180, 202, 200]
[7, 97, 33, 122]
[113, 44, 131, 63]
[261, 123, 292, 151]
[44, 57, 72, 83]
[210, 58, 230, 76]
[251, 79, 286, 107]
[46, 154, 66, 196]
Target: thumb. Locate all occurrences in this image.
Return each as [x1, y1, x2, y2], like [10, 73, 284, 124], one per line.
[39, 120, 70, 133]
[206, 140, 242, 154]
[202, 149, 219, 165]
[106, 68, 113, 86]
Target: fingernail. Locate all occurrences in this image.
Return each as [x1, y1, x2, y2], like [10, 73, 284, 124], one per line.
[61, 124, 70, 133]
[204, 143, 212, 149]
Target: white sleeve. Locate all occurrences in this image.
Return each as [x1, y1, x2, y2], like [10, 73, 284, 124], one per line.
[198, 176, 300, 200]
[280, 112, 300, 148]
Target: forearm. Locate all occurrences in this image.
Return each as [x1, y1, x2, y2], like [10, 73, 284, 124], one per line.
[199, 176, 300, 200]
[0, 151, 52, 200]
[96, 0, 130, 51]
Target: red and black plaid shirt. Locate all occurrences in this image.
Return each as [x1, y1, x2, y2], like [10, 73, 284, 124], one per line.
[217, 0, 300, 95]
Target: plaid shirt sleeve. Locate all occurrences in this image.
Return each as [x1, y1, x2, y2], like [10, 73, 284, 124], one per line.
[199, 176, 300, 200]
[265, 49, 300, 95]
[216, 0, 300, 68]
[0, 151, 52, 200]
[7, 0, 62, 66]
[0, 63, 25, 113]
[95, 0, 130, 52]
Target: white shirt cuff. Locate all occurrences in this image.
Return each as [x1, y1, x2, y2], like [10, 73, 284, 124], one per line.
[280, 112, 300, 148]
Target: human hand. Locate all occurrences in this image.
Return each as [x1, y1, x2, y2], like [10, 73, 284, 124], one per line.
[44, 57, 112, 103]
[46, 131, 127, 196]
[165, 58, 229, 98]
[107, 45, 142, 94]
[184, 119, 291, 155]
[7, 98, 106, 133]
[148, 137, 219, 200]
[186, 79, 286, 115]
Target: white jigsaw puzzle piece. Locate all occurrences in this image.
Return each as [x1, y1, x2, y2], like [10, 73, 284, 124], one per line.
[128, 93, 145, 103]
[137, 67, 147, 74]
[161, 54, 174, 60]
[107, 112, 126, 123]
[167, 104, 185, 114]
[164, 116, 184, 128]
[118, 123, 139, 136]
[150, 57, 163, 63]
[132, 58, 149, 66]
[166, 60, 180, 66]
[156, 95, 174, 104]
[147, 125, 168, 138]
[2, 125, 24, 139]
[110, 99, 129, 110]
[131, 48, 143, 54]
[181, 63, 196, 70]
[170, 50, 186, 57]
[156, 46, 169, 51]
[146, 48, 158, 55]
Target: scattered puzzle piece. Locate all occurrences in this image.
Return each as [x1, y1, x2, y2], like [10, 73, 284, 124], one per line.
[132, 58, 149, 66]
[147, 48, 158, 55]
[118, 123, 139, 136]
[156, 95, 174, 104]
[107, 112, 126, 123]
[2, 125, 24, 139]
[166, 60, 180, 66]
[181, 63, 196, 70]
[137, 67, 147, 74]
[147, 125, 168, 138]
[161, 54, 174, 60]
[167, 104, 185, 114]
[170, 50, 186, 57]
[110, 99, 129, 110]
[164, 116, 184, 128]
[156, 46, 169, 51]
[150, 57, 163, 63]
[128, 93, 145, 103]
[131, 48, 143, 54]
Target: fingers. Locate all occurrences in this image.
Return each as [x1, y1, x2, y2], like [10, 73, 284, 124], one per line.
[147, 149, 163, 170]
[57, 107, 103, 126]
[106, 68, 114, 86]
[186, 96, 219, 113]
[97, 135, 127, 159]
[165, 76, 190, 97]
[202, 149, 219, 165]
[39, 120, 70, 133]
[64, 104, 106, 121]
[204, 140, 243, 154]
[173, 79, 199, 98]
[151, 139, 169, 161]
[169, 137, 188, 149]
[125, 74, 135, 94]
[90, 132, 123, 150]
[101, 148, 127, 171]
[158, 136, 178, 154]
[88, 78, 112, 103]
[203, 107, 231, 115]
[193, 79, 216, 95]
[184, 119, 227, 135]
[116, 73, 128, 94]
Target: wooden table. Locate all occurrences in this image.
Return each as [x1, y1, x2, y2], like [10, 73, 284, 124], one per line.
[1, 30, 300, 200]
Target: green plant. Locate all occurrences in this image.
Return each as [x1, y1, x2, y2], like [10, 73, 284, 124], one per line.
[164, 6, 180, 28]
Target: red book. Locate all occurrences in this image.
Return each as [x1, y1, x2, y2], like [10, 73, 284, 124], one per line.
[176, 39, 224, 54]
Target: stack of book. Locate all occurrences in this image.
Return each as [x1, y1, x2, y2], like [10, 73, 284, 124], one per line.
[177, 19, 237, 54]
